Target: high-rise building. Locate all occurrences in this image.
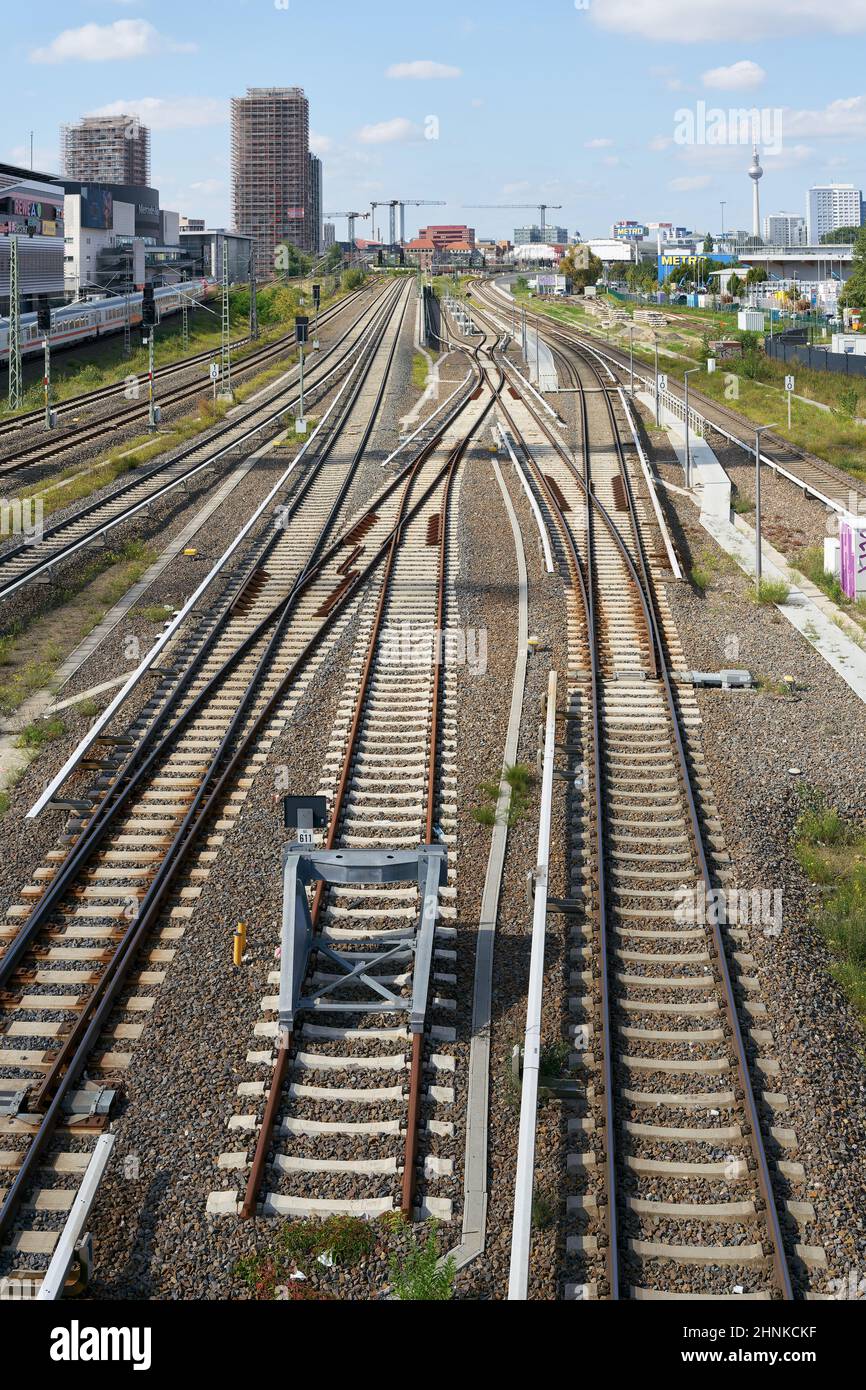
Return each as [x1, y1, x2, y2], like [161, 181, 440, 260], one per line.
[308, 153, 323, 257]
[61, 115, 151, 186]
[231, 86, 311, 279]
[764, 212, 807, 247]
[323, 222, 336, 249]
[514, 224, 568, 245]
[806, 184, 863, 242]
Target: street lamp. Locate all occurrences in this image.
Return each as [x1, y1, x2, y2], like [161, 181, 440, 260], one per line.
[653, 333, 660, 426]
[683, 367, 700, 488]
[753, 424, 777, 591]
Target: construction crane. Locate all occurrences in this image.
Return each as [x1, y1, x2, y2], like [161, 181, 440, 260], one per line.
[326, 211, 371, 244]
[464, 202, 564, 242]
[386, 199, 446, 247]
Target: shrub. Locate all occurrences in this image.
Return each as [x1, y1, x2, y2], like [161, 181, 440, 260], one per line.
[389, 1226, 455, 1301]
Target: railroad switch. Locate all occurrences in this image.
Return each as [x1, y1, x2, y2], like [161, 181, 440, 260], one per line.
[680, 669, 754, 690]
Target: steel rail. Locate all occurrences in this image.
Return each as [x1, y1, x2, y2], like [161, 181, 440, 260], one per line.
[504, 319, 796, 1300]
[240, 330, 499, 1222]
[0, 282, 403, 602]
[0, 281, 414, 992]
[0, 302, 487, 1243]
[0, 287, 372, 473]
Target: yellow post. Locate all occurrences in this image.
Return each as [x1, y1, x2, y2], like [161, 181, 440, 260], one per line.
[233, 922, 247, 967]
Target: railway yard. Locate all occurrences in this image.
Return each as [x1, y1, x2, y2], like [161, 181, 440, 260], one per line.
[0, 270, 864, 1315]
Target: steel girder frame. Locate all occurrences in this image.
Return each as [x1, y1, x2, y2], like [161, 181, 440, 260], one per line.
[278, 844, 448, 1040]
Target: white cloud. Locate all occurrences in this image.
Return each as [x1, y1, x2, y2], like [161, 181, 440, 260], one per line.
[668, 174, 712, 191]
[702, 60, 766, 90]
[386, 60, 462, 79]
[357, 117, 422, 144]
[592, 0, 866, 42]
[31, 19, 195, 64]
[584, 137, 614, 148]
[784, 94, 866, 139]
[90, 97, 225, 131]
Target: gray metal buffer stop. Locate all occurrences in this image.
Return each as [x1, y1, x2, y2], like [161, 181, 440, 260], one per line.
[278, 798, 448, 1046]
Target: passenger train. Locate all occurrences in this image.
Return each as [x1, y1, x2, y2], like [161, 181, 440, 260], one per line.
[0, 278, 218, 366]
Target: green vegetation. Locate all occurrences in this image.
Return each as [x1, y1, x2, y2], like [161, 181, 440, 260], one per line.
[0, 539, 155, 714]
[731, 493, 756, 514]
[234, 1216, 377, 1300]
[17, 717, 66, 750]
[412, 351, 431, 390]
[531, 1190, 558, 1231]
[793, 788, 866, 1022]
[135, 605, 173, 624]
[750, 578, 790, 606]
[472, 762, 536, 829]
[539, 1039, 571, 1081]
[839, 225, 866, 309]
[389, 1225, 455, 1301]
[690, 566, 710, 595]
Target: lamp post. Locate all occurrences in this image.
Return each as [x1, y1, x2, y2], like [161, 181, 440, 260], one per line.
[753, 424, 776, 591]
[683, 367, 700, 488]
[654, 334, 660, 426]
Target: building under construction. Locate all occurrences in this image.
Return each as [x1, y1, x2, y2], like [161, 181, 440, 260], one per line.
[231, 87, 312, 279]
[61, 115, 152, 187]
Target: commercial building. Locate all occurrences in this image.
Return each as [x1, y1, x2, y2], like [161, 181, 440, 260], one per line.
[515, 223, 567, 246]
[61, 115, 151, 187]
[180, 215, 206, 233]
[764, 212, 807, 247]
[231, 86, 312, 279]
[0, 166, 66, 313]
[806, 184, 862, 243]
[308, 153, 323, 257]
[417, 224, 476, 250]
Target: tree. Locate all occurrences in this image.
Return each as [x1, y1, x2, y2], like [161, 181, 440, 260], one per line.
[839, 225, 866, 308]
[727, 272, 743, 298]
[821, 225, 861, 245]
[703, 233, 715, 253]
[275, 241, 313, 279]
[560, 244, 603, 292]
[746, 266, 768, 285]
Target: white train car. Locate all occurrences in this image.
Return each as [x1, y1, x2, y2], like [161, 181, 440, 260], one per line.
[0, 278, 218, 365]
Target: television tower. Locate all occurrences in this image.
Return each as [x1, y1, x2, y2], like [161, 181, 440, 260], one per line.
[748, 144, 763, 238]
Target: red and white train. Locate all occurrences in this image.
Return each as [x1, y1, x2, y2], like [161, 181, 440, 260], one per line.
[0, 278, 218, 365]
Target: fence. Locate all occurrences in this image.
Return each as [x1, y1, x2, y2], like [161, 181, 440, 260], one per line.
[765, 335, 866, 377]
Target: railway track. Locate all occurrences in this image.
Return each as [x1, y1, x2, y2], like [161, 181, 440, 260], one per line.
[470, 294, 825, 1299]
[0, 276, 430, 1289]
[0, 282, 401, 604]
[207, 329, 505, 1229]
[0, 287, 372, 481]
[476, 282, 866, 516]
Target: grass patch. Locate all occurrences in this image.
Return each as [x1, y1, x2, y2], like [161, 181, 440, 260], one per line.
[0, 539, 155, 714]
[532, 1190, 558, 1231]
[731, 493, 755, 514]
[389, 1224, 455, 1301]
[17, 717, 66, 750]
[0, 790, 10, 819]
[750, 578, 790, 606]
[793, 788, 866, 1022]
[472, 763, 536, 828]
[412, 352, 431, 390]
[134, 605, 173, 624]
[234, 1215, 377, 1300]
[690, 566, 710, 595]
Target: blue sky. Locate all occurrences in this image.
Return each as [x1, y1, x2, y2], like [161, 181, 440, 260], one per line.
[5, 0, 866, 241]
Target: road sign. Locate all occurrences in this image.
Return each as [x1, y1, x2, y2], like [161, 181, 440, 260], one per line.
[785, 375, 795, 393]
[658, 374, 668, 392]
[209, 363, 220, 382]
